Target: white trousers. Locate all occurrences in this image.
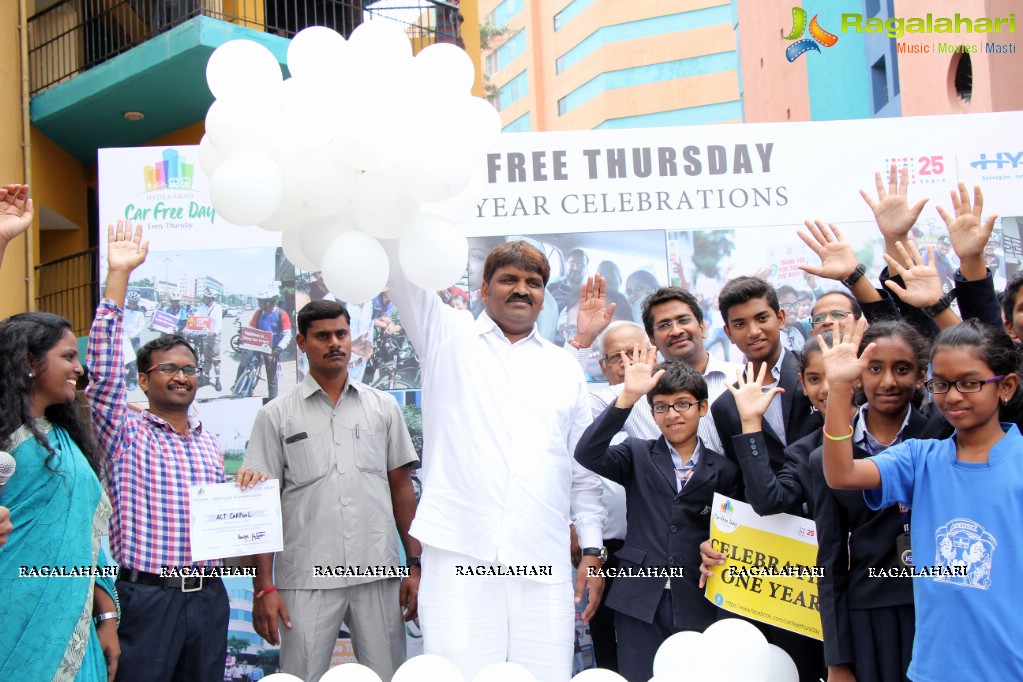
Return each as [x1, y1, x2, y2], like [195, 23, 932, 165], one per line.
[418, 545, 575, 682]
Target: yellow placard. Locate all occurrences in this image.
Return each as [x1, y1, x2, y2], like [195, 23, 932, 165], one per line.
[704, 494, 823, 640]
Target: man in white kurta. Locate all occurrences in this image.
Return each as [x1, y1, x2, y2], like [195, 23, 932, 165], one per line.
[386, 241, 606, 682]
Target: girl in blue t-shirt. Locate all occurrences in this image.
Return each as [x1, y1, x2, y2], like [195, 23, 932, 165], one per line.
[818, 317, 1023, 682]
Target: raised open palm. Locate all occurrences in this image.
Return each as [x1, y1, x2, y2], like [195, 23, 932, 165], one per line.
[0, 184, 33, 242]
[107, 221, 149, 272]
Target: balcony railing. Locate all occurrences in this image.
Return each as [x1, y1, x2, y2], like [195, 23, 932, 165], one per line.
[35, 247, 99, 337]
[28, 0, 464, 95]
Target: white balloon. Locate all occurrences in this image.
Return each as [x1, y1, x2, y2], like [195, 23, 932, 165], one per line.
[765, 644, 799, 682]
[399, 214, 468, 291]
[287, 26, 349, 80]
[320, 231, 390, 304]
[299, 211, 357, 271]
[411, 42, 475, 97]
[282, 227, 319, 272]
[258, 198, 306, 232]
[703, 619, 771, 682]
[204, 90, 283, 158]
[280, 77, 340, 151]
[469, 662, 536, 682]
[394, 152, 472, 203]
[570, 669, 628, 681]
[282, 148, 359, 218]
[393, 654, 464, 682]
[209, 155, 283, 226]
[261, 675, 304, 682]
[459, 96, 503, 151]
[198, 134, 225, 178]
[206, 39, 283, 101]
[347, 19, 413, 68]
[318, 663, 383, 682]
[351, 167, 421, 239]
[422, 166, 487, 224]
[652, 630, 705, 678]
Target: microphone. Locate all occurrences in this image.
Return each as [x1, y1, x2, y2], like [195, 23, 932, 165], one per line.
[0, 451, 15, 497]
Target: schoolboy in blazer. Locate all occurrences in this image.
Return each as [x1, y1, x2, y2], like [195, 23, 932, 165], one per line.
[575, 351, 741, 682]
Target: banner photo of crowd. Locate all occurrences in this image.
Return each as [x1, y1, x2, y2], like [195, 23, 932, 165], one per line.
[97, 110, 1023, 677]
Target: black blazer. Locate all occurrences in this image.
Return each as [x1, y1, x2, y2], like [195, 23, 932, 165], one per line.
[810, 407, 951, 667]
[733, 427, 823, 518]
[711, 349, 817, 496]
[575, 403, 742, 630]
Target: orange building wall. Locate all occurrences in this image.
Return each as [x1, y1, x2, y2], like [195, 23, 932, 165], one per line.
[894, 0, 1023, 116]
[735, 0, 811, 123]
[482, 0, 742, 131]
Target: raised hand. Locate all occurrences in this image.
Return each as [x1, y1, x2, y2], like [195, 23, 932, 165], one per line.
[883, 240, 944, 307]
[574, 274, 615, 346]
[798, 220, 859, 281]
[620, 343, 664, 401]
[107, 221, 149, 273]
[936, 182, 997, 263]
[0, 184, 33, 243]
[860, 164, 928, 246]
[817, 315, 873, 388]
[728, 361, 785, 426]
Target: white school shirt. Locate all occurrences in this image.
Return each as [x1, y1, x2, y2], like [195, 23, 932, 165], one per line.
[387, 256, 606, 584]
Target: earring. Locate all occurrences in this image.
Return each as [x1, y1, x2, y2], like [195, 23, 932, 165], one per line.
[1002, 397, 1009, 406]
[27, 371, 34, 378]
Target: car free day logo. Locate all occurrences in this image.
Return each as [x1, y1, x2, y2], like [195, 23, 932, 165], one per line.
[784, 7, 839, 62]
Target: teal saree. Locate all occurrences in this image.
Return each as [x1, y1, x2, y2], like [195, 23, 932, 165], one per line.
[0, 420, 117, 681]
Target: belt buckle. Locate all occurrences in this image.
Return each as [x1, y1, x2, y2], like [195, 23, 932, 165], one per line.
[181, 575, 203, 593]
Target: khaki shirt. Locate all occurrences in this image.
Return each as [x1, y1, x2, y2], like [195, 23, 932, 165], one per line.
[243, 373, 417, 589]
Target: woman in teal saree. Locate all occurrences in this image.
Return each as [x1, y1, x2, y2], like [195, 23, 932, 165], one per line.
[0, 312, 119, 680]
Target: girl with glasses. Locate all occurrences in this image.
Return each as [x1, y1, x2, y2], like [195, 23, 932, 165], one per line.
[811, 319, 950, 682]
[819, 317, 1023, 681]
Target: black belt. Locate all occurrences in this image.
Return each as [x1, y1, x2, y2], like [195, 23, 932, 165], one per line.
[118, 567, 221, 592]
[605, 538, 625, 553]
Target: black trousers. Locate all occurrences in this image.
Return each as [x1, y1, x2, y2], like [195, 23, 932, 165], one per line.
[613, 587, 674, 682]
[114, 578, 229, 682]
[588, 538, 624, 672]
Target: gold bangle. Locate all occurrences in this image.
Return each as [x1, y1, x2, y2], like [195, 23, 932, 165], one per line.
[823, 425, 854, 442]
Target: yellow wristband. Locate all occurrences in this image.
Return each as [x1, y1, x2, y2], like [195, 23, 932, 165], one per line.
[823, 425, 854, 441]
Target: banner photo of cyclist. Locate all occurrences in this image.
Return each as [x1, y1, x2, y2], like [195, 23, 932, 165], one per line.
[97, 244, 299, 402]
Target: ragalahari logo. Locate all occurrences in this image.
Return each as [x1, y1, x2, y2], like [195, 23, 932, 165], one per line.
[784, 7, 839, 62]
[143, 148, 195, 192]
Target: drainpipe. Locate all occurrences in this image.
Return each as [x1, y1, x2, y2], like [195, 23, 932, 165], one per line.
[18, 0, 35, 311]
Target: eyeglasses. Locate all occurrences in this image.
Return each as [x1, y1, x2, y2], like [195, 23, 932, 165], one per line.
[780, 302, 800, 311]
[811, 310, 852, 325]
[602, 350, 636, 366]
[654, 315, 695, 333]
[146, 363, 201, 377]
[924, 375, 1004, 394]
[652, 400, 701, 414]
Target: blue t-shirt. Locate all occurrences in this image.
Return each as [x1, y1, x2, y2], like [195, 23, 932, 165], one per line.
[864, 423, 1023, 681]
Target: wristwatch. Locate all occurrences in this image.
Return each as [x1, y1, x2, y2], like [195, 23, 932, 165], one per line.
[582, 547, 608, 564]
[922, 289, 957, 318]
[406, 555, 422, 568]
[841, 263, 867, 289]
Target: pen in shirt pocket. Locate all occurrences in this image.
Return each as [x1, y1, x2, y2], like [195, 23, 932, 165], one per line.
[356, 424, 360, 439]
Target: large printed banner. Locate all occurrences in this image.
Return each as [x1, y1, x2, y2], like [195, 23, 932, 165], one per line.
[98, 111, 1023, 674]
[705, 494, 823, 640]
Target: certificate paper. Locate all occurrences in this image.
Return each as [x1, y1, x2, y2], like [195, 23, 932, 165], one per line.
[189, 480, 284, 561]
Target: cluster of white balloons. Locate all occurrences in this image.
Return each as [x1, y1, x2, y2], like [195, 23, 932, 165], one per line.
[255, 619, 797, 682]
[258, 656, 624, 682]
[201, 21, 501, 303]
[651, 619, 798, 682]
